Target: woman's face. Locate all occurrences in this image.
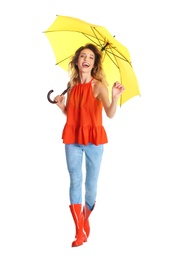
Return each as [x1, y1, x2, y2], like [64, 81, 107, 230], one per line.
[77, 48, 95, 73]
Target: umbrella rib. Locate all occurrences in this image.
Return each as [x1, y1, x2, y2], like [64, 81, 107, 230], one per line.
[81, 33, 104, 46]
[90, 27, 105, 50]
[103, 51, 120, 69]
[105, 49, 131, 64]
[108, 44, 123, 106]
[56, 55, 73, 65]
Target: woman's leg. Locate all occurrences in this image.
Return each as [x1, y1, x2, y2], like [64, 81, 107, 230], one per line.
[65, 144, 87, 247]
[65, 144, 83, 204]
[84, 144, 104, 210]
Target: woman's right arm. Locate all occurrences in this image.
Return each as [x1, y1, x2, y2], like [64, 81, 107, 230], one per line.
[54, 82, 71, 115]
[54, 94, 67, 115]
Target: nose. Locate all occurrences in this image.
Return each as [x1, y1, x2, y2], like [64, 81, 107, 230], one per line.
[84, 55, 88, 60]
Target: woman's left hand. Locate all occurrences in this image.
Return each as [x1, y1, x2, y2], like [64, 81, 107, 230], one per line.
[112, 81, 125, 99]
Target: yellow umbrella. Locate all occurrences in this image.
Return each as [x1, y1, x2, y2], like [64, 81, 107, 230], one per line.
[44, 15, 140, 106]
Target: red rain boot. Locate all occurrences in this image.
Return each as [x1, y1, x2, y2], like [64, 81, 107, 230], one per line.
[83, 203, 95, 238]
[69, 204, 87, 247]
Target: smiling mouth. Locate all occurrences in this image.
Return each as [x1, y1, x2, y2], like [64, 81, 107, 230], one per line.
[82, 62, 90, 67]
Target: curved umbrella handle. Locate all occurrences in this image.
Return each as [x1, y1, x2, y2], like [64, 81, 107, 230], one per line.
[47, 86, 71, 104]
[47, 90, 57, 104]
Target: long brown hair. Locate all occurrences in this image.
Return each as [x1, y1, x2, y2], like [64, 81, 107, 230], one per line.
[68, 43, 108, 86]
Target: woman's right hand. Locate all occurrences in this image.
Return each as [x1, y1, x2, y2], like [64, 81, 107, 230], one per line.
[54, 95, 66, 111]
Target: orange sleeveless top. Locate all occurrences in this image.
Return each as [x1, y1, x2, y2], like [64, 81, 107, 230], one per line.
[62, 79, 108, 145]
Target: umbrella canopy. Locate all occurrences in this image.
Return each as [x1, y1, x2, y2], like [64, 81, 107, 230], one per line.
[44, 15, 140, 106]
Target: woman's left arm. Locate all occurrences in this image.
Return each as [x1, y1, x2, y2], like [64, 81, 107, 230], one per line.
[98, 81, 125, 118]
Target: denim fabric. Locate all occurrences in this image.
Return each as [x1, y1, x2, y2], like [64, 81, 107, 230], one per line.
[65, 143, 104, 210]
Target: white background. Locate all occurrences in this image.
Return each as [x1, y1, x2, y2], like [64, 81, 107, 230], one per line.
[0, 1, 176, 259]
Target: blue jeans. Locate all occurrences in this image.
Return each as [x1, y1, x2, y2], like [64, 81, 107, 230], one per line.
[65, 143, 104, 210]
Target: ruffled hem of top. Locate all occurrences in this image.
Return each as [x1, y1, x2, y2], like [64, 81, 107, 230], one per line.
[62, 125, 108, 146]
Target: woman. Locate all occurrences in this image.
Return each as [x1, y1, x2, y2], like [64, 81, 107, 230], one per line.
[54, 43, 125, 247]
